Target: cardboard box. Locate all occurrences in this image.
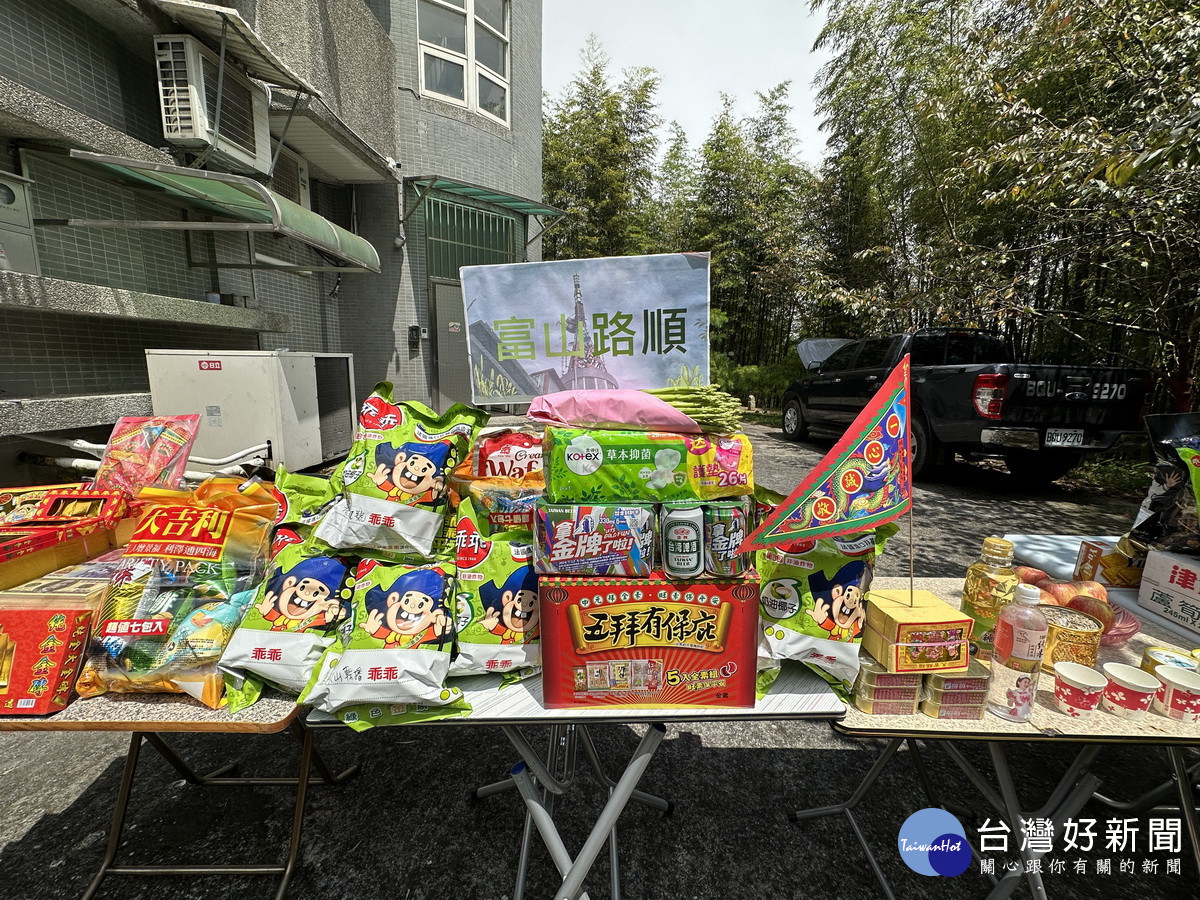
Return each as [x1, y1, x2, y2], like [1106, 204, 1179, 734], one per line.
[1137, 549, 1200, 638]
[0, 607, 92, 715]
[863, 589, 973, 673]
[540, 576, 759, 708]
[1073, 539, 1145, 587]
[0, 520, 114, 590]
[0, 484, 86, 525]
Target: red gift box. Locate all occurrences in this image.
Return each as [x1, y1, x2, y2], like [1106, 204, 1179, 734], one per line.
[539, 576, 759, 709]
[0, 607, 92, 715]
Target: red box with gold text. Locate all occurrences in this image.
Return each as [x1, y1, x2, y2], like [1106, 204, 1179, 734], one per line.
[0, 607, 92, 715]
[539, 576, 759, 709]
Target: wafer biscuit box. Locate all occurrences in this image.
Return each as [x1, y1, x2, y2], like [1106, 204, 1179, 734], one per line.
[0, 606, 92, 715]
[863, 589, 972, 674]
[539, 576, 758, 708]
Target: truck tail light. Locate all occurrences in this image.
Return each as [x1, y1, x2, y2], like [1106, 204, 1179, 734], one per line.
[973, 373, 1010, 420]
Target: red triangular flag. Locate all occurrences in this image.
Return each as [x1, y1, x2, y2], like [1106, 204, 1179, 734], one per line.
[739, 355, 912, 551]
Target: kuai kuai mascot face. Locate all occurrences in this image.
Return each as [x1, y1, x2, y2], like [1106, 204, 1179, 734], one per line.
[264, 557, 347, 620]
[807, 560, 868, 637]
[372, 441, 451, 497]
[480, 566, 540, 637]
[365, 568, 449, 640]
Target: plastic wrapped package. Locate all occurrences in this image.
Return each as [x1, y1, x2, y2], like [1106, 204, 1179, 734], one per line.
[75, 478, 276, 708]
[450, 426, 544, 535]
[300, 558, 466, 717]
[315, 384, 487, 557]
[92, 416, 200, 495]
[449, 500, 540, 676]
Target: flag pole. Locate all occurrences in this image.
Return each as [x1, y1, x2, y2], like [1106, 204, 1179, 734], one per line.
[907, 505, 915, 607]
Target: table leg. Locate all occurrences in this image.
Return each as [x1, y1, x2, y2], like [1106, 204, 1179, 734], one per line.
[1167, 747, 1200, 876]
[81, 732, 142, 900]
[989, 743, 1049, 900]
[789, 737, 904, 900]
[1093, 752, 1200, 814]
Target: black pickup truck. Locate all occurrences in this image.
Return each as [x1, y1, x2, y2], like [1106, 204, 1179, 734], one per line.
[781, 330, 1151, 481]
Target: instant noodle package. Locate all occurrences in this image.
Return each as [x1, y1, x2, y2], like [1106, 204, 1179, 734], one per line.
[534, 501, 656, 577]
[75, 478, 276, 708]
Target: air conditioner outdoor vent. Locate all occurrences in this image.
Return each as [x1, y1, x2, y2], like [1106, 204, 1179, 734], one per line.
[154, 34, 272, 174]
[271, 144, 311, 209]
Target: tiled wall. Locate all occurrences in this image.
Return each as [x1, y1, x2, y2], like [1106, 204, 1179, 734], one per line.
[0, 307, 258, 401]
[0, 0, 161, 145]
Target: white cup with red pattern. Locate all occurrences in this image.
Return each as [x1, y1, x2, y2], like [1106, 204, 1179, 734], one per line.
[1100, 663, 1161, 720]
[1152, 664, 1200, 724]
[1052, 662, 1107, 717]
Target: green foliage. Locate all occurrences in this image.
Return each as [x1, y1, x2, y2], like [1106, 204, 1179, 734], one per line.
[711, 353, 808, 408]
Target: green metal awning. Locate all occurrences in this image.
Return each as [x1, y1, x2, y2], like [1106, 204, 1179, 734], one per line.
[48, 151, 379, 272]
[404, 175, 565, 218]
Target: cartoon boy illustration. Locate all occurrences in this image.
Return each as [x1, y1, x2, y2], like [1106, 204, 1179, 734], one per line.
[370, 441, 451, 503]
[479, 566, 539, 643]
[806, 561, 868, 641]
[363, 568, 451, 649]
[256, 557, 349, 633]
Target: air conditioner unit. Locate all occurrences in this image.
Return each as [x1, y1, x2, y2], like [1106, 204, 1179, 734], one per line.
[145, 350, 357, 471]
[154, 34, 272, 174]
[271, 143, 311, 209]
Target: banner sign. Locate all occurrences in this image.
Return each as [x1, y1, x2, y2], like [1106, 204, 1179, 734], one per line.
[460, 253, 710, 405]
[739, 356, 912, 550]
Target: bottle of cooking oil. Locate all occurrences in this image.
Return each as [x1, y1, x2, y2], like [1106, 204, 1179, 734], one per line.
[962, 536, 1018, 661]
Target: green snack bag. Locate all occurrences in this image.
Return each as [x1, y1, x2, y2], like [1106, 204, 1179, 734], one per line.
[543, 427, 753, 504]
[301, 557, 465, 713]
[757, 524, 896, 688]
[336, 700, 471, 732]
[449, 499, 540, 676]
[315, 383, 487, 557]
[270, 466, 339, 527]
[219, 536, 355, 696]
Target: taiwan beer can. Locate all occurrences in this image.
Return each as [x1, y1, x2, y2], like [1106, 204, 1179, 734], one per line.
[661, 504, 705, 579]
[704, 499, 750, 577]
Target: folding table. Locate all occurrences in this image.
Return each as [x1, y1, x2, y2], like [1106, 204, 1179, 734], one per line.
[309, 658, 845, 900]
[791, 576, 1200, 900]
[0, 691, 358, 900]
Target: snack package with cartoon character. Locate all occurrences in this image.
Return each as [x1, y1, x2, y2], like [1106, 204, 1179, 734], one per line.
[315, 384, 487, 557]
[75, 478, 276, 708]
[543, 428, 753, 504]
[449, 499, 539, 675]
[756, 524, 896, 688]
[300, 558, 466, 715]
[270, 466, 339, 529]
[220, 537, 355, 704]
[534, 501, 656, 576]
[1129, 413, 1200, 554]
[449, 426, 544, 535]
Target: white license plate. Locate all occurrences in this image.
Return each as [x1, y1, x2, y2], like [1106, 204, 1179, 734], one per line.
[1045, 429, 1085, 448]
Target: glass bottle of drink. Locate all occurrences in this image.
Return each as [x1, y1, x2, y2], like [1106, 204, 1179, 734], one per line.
[962, 536, 1018, 661]
[986, 584, 1047, 723]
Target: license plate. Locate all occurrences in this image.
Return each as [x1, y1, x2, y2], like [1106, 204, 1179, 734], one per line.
[1045, 429, 1085, 448]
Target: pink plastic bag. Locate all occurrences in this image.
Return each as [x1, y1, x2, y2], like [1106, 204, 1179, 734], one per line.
[527, 390, 701, 433]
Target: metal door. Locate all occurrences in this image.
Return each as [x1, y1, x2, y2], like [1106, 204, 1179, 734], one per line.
[432, 279, 472, 409]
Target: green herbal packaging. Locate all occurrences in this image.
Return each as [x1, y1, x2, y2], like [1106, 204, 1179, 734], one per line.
[542, 427, 753, 504]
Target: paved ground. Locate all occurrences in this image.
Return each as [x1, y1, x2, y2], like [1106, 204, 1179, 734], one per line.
[1, 422, 1193, 899]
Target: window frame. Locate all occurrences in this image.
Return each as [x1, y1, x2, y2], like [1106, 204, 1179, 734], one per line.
[417, 0, 510, 126]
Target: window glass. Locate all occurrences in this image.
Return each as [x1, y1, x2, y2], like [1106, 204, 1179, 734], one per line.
[477, 75, 506, 120]
[424, 54, 465, 99]
[821, 343, 860, 373]
[419, 1, 466, 53]
[909, 334, 944, 366]
[475, 0, 506, 32]
[475, 25, 506, 75]
[853, 337, 894, 369]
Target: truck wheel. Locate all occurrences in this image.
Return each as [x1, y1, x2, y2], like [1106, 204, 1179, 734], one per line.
[1005, 451, 1082, 485]
[782, 399, 808, 441]
[911, 416, 941, 478]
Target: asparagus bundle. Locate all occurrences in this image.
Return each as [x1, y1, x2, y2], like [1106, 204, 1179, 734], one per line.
[642, 386, 744, 433]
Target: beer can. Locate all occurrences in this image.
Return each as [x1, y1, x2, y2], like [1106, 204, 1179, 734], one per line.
[704, 499, 750, 577]
[661, 504, 705, 579]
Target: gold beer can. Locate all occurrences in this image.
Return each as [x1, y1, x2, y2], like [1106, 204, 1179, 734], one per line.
[1038, 605, 1103, 673]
